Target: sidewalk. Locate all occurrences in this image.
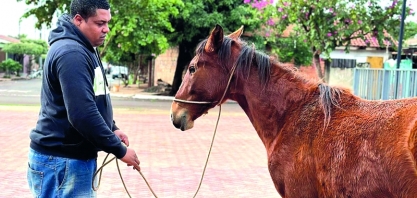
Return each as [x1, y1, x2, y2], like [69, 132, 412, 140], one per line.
[109, 84, 175, 101]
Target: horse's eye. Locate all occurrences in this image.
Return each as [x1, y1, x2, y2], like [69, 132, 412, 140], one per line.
[189, 66, 196, 74]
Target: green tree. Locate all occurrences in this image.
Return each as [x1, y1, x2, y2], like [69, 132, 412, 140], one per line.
[19, 0, 266, 95]
[271, 36, 312, 67]
[18, 0, 183, 86]
[0, 59, 22, 78]
[245, 0, 415, 81]
[102, 0, 183, 86]
[167, 0, 265, 95]
[391, 21, 417, 41]
[2, 37, 48, 75]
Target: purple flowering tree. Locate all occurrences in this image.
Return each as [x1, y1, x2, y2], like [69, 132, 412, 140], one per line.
[245, 0, 414, 81]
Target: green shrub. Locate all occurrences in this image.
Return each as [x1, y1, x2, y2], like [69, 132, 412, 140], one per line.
[0, 59, 22, 77]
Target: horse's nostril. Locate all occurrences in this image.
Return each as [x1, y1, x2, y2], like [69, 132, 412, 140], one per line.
[170, 113, 173, 121]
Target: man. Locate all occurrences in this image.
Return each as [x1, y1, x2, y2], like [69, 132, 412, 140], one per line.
[27, 0, 141, 197]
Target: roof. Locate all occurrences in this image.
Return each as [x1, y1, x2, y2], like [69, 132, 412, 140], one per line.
[349, 30, 397, 48]
[406, 38, 417, 47]
[283, 25, 397, 49]
[0, 35, 20, 44]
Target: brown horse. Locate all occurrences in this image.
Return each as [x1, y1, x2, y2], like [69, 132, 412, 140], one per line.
[170, 24, 417, 197]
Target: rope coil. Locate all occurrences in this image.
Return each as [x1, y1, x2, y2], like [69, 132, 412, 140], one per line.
[92, 107, 221, 198]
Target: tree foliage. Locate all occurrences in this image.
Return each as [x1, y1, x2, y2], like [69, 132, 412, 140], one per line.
[245, 0, 415, 81]
[2, 37, 48, 75]
[269, 35, 312, 67]
[0, 59, 22, 78]
[19, 0, 268, 95]
[167, 0, 266, 95]
[103, 0, 183, 59]
[393, 21, 417, 41]
[18, 0, 184, 86]
[2, 38, 48, 56]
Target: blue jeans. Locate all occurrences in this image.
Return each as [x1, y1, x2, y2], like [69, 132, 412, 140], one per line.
[27, 148, 97, 198]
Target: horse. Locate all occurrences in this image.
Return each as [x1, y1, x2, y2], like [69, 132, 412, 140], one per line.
[170, 24, 417, 197]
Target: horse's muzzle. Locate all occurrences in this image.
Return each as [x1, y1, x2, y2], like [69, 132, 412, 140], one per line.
[170, 102, 194, 131]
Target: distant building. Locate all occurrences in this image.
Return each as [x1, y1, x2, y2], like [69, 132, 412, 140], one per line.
[0, 35, 20, 63]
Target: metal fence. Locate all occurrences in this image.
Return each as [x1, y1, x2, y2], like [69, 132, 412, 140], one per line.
[353, 68, 417, 100]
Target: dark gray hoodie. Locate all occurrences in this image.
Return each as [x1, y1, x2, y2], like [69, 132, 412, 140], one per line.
[30, 14, 127, 160]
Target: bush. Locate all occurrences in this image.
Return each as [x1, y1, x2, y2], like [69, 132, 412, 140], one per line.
[0, 59, 22, 77]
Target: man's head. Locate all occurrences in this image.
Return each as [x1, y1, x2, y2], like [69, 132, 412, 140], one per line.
[70, 0, 111, 47]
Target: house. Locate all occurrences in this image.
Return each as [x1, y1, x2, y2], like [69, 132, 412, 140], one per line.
[0, 35, 20, 63]
[324, 31, 400, 90]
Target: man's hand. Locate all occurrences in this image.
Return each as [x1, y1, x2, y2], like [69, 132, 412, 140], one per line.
[120, 147, 141, 171]
[114, 129, 129, 147]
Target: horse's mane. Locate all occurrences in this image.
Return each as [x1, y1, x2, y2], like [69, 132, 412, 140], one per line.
[196, 37, 270, 84]
[195, 36, 345, 125]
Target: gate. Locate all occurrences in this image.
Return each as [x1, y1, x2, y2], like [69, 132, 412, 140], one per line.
[353, 68, 417, 100]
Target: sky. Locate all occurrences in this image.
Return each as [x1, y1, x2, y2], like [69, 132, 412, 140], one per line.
[0, 0, 55, 41]
[0, 0, 416, 42]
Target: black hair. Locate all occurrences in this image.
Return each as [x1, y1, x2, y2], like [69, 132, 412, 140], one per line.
[70, 0, 110, 20]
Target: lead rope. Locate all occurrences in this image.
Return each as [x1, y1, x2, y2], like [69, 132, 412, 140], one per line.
[93, 153, 158, 198]
[93, 62, 237, 198]
[92, 107, 221, 198]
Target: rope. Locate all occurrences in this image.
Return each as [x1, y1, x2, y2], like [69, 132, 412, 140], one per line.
[173, 98, 213, 104]
[191, 105, 222, 197]
[92, 104, 222, 198]
[93, 154, 158, 198]
[92, 58, 237, 198]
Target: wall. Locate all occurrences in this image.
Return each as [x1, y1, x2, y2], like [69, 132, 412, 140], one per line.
[153, 47, 178, 86]
[330, 48, 389, 64]
[0, 50, 5, 63]
[327, 49, 389, 91]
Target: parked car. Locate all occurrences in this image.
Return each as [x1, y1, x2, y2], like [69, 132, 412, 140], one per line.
[103, 63, 129, 80]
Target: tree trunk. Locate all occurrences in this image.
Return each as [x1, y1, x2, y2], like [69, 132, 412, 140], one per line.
[324, 59, 331, 84]
[147, 59, 153, 87]
[133, 55, 141, 85]
[169, 43, 193, 96]
[313, 52, 324, 82]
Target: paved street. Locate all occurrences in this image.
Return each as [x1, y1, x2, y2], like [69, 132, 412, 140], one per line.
[0, 79, 280, 198]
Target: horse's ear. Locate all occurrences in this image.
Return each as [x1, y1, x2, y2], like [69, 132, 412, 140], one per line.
[205, 24, 224, 53]
[227, 26, 244, 40]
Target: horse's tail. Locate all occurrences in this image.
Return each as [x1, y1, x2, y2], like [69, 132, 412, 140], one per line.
[318, 84, 343, 129]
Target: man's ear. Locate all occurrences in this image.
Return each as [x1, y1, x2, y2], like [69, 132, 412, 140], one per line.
[73, 14, 83, 26]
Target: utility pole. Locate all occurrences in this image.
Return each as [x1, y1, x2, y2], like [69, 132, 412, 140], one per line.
[396, 0, 407, 68]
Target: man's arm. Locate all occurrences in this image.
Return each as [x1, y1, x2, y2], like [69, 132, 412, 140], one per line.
[56, 51, 127, 158]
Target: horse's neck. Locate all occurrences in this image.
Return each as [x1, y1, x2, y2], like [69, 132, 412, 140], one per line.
[231, 64, 317, 149]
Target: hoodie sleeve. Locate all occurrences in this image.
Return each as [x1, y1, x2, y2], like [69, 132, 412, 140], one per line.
[56, 50, 127, 159]
[112, 120, 120, 131]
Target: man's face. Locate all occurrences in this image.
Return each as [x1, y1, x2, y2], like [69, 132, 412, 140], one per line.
[74, 9, 111, 47]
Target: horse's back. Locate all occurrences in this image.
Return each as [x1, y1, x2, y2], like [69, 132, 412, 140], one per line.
[274, 96, 417, 197]
[329, 97, 417, 197]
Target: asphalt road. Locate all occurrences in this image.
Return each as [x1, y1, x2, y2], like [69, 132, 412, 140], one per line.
[0, 78, 165, 107]
[0, 78, 243, 112]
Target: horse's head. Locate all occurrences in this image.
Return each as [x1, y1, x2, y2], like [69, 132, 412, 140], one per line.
[170, 24, 244, 131]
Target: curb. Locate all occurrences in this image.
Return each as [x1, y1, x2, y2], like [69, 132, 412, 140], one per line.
[132, 94, 174, 101]
[109, 93, 175, 101]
